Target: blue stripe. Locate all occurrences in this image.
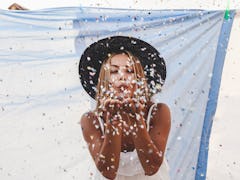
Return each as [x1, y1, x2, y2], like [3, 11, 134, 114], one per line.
[195, 10, 235, 180]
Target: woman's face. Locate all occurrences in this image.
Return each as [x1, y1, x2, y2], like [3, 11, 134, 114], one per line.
[108, 53, 136, 99]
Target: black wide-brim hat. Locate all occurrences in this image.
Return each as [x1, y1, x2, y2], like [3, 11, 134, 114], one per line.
[79, 36, 166, 99]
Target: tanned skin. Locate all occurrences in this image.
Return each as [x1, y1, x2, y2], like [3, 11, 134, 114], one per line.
[8, 3, 28, 10]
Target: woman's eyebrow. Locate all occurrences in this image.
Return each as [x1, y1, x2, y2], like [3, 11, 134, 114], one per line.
[110, 65, 119, 68]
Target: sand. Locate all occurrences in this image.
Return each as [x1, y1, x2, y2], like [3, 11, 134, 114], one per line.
[206, 11, 240, 180]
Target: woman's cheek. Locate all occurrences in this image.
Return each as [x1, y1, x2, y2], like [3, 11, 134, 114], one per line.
[110, 77, 115, 85]
[110, 75, 117, 83]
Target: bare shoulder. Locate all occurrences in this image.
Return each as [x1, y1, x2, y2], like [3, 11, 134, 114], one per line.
[80, 111, 96, 127]
[155, 103, 171, 117]
[149, 103, 171, 154]
[80, 111, 102, 140]
[151, 103, 171, 128]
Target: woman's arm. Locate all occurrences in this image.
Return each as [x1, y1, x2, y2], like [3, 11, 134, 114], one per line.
[80, 106, 123, 179]
[127, 103, 171, 176]
[95, 120, 122, 179]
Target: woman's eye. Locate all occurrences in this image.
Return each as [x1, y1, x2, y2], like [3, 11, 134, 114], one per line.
[110, 70, 118, 73]
[127, 69, 133, 73]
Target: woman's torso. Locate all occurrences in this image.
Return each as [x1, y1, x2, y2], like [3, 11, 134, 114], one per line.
[98, 101, 155, 152]
[93, 101, 170, 179]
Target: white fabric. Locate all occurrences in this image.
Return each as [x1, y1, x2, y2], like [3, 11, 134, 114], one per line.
[94, 103, 170, 179]
[0, 7, 231, 180]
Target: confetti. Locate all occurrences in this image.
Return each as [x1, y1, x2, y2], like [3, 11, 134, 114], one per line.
[95, 125, 99, 129]
[99, 154, 105, 159]
[148, 149, 153, 154]
[136, 113, 142, 121]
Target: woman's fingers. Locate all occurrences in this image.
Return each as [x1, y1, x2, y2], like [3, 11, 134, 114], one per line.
[122, 98, 145, 115]
[102, 97, 145, 122]
[122, 98, 135, 114]
[112, 99, 121, 113]
[103, 98, 123, 116]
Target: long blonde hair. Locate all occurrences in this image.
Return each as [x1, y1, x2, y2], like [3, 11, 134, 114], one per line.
[95, 51, 150, 113]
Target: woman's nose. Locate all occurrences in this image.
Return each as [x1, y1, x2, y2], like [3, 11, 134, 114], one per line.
[119, 72, 127, 81]
[119, 75, 124, 80]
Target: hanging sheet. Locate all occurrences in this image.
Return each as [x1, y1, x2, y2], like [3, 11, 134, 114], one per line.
[0, 7, 235, 180]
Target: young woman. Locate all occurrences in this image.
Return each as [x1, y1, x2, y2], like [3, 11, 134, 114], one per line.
[79, 36, 171, 180]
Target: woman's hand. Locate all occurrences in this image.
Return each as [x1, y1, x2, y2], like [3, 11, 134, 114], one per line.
[8, 3, 28, 10]
[102, 98, 123, 125]
[122, 98, 146, 117]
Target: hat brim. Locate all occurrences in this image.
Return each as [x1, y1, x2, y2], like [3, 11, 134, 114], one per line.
[79, 36, 166, 99]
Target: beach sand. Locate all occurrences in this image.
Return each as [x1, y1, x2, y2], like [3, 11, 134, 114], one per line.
[207, 10, 240, 180]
